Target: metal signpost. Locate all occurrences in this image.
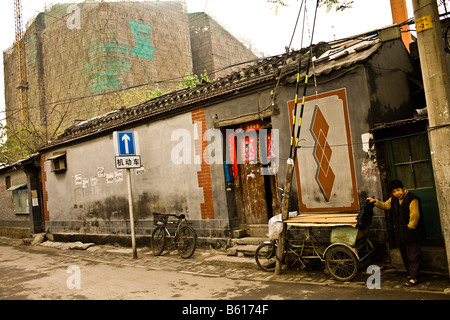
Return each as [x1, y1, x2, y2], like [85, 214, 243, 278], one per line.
[113, 131, 141, 259]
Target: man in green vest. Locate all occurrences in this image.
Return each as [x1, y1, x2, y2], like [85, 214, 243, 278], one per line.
[368, 180, 425, 286]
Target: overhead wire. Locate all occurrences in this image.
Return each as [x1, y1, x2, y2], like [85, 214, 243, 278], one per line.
[4, 3, 440, 125]
[271, 0, 306, 107]
[3, 0, 289, 123]
[4, 2, 218, 123]
[289, 0, 319, 162]
[286, 0, 307, 159]
[0, 53, 276, 123]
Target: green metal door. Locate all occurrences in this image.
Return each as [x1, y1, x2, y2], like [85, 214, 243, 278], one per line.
[386, 133, 443, 244]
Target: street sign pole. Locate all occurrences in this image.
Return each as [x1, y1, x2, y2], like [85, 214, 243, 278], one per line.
[114, 131, 140, 259]
[126, 168, 137, 259]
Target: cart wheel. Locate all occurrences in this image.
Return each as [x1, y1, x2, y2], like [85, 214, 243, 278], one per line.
[325, 245, 358, 281]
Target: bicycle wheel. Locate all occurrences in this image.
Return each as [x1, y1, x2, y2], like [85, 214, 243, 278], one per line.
[176, 226, 197, 259]
[325, 245, 358, 281]
[151, 226, 166, 256]
[255, 242, 277, 272]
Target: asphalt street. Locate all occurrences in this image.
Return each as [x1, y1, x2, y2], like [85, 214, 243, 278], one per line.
[1, 236, 450, 305]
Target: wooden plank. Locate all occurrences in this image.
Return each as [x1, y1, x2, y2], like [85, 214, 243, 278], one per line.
[285, 213, 358, 224]
[213, 108, 279, 128]
[287, 222, 357, 228]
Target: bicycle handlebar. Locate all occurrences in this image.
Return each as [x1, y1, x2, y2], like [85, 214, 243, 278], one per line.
[154, 212, 185, 220]
[169, 214, 185, 220]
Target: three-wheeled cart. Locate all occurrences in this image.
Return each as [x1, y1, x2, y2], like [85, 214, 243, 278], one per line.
[255, 213, 375, 281]
[285, 213, 374, 281]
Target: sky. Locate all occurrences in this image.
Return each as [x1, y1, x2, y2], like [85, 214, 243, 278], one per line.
[0, 0, 415, 125]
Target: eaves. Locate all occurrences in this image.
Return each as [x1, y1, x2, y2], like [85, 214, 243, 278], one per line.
[0, 153, 40, 174]
[282, 41, 381, 84]
[39, 73, 276, 152]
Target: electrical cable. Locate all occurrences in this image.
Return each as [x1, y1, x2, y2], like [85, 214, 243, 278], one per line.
[271, 0, 306, 107]
[290, 0, 319, 163]
[0, 53, 278, 123]
[288, 0, 307, 159]
[443, 25, 450, 53]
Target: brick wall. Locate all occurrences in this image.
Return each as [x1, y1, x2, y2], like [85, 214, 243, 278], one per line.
[191, 108, 215, 220]
[40, 154, 49, 221]
[189, 12, 257, 79]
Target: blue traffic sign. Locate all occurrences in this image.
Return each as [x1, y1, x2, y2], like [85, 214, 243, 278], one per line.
[117, 131, 136, 156]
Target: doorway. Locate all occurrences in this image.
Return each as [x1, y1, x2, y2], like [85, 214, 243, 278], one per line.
[226, 119, 280, 236]
[386, 131, 443, 245]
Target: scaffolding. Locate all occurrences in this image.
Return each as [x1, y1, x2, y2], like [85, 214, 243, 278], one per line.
[14, 0, 29, 127]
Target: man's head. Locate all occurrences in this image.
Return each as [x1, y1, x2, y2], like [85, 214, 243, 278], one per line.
[389, 180, 405, 200]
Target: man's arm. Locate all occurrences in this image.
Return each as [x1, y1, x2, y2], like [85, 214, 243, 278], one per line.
[368, 197, 392, 210]
[408, 199, 420, 229]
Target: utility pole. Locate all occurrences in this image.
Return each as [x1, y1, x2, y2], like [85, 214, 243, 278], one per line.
[412, 0, 450, 277]
[275, 159, 294, 275]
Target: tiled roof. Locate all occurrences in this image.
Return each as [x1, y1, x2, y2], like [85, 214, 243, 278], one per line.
[371, 116, 428, 131]
[40, 32, 382, 151]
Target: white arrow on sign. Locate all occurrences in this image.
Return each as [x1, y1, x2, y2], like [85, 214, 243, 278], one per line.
[122, 134, 131, 154]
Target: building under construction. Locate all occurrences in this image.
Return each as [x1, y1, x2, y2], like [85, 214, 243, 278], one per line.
[3, 1, 257, 144]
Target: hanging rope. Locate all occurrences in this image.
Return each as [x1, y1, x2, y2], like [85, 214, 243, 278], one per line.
[307, 4, 321, 106]
[271, 0, 306, 108]
[288, 0, 308, 159]
[289, 0, 320, 162]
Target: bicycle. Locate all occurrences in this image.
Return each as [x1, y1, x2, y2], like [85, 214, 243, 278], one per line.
[151, 212, 197, 259]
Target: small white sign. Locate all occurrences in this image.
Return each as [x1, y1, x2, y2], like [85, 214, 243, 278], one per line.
[97, 167, 105, 178]
[136, 166, 146, 175]
[106, 173, 114, 184]
[115, 156, 141, 169]
[114, 170, 124, 183]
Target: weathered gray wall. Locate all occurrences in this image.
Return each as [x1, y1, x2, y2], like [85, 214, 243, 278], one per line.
[0, 170, 30, 237]
[365, 39, 418, 125]
[41, 37, 418, 246]
[44, 111, 231, 238]
[201, 38, 416, 244]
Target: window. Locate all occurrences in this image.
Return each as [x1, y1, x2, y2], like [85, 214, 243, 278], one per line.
[390, 133, 434, 189]
[5, 176, 11, 190]
[48, 152, 67, 173]
[7, 183, 29, 214]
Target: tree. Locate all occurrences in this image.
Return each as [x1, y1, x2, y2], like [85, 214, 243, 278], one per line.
[0, 71, 211, 165]
[106, 85, 165, 109]
[267, 0, 354, 12]
[177, 71, 210, 89]
[0, 123, 40, 165]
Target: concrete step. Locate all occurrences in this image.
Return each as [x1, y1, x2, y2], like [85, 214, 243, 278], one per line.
[230, 237, 269, 246]
[227, 237, 270, 257]
[247, 224, 269, 237]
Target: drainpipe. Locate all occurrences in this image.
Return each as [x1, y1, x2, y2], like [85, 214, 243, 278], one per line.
[390, 0, 413, 51]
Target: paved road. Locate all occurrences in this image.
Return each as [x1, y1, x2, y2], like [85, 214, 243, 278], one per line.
[1, 237, 450, 304]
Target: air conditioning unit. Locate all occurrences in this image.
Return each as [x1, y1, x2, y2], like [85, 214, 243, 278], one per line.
[53, 158, 67, 172]
[48, 152, 67, 173]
